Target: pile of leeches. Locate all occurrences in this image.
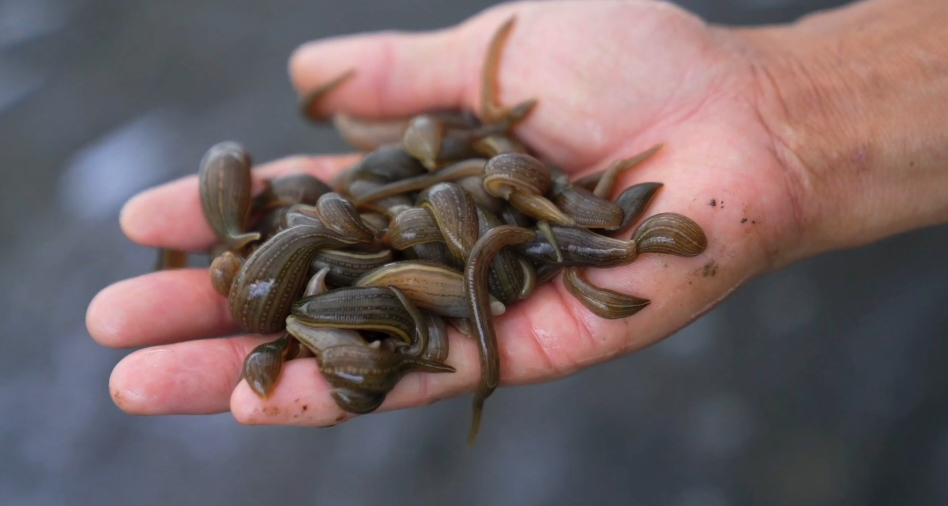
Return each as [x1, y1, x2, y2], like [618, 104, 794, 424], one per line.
[156, 17, 707, 444]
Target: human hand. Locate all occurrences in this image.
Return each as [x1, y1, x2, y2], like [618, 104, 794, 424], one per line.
[87, 0, 948, 429]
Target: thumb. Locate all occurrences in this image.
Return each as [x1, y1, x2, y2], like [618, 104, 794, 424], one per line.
[287, 4, 528, 120]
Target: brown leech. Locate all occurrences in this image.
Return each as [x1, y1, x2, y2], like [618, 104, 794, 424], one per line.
[311, 249, 395, 286]
[198, 142, 260, 251]
[417, 183, 480, 269]
[353, 260, 505, 318]
[632, 213, 708, 256]
[353, 158, 487, 206]
[563, 267, 650, 319]
[228, 223, 356, 334]
[464, 225, 536, 445]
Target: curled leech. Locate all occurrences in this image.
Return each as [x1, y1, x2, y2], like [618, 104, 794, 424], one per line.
[209, 250, 242, 297]
[632, 213, 708, 256]
[483, 153, 576, 226]
[241, 334, 302, 398]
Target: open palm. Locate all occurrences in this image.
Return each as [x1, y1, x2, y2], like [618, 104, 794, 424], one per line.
[88, 0, 805, 428]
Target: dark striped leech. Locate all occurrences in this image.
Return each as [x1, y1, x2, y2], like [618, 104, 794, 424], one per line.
[632, 213, 708, 256]
[408, 241, 453, 266]
[483, 153, 573, 261]
[289, 285, 455, 413]
[476, 205, 534, 303]
[240, 333, 308, 398]
[417, 183, 480, 270]
[227, 223, 359, 334]
[291, 286, 422, 349]
[240, 267, 332, 398]
[604, 183, 664, 235]
[559, 213, 706, 320]
[353, 260, 506, 318]
[345, 178, 415, 217]
[311, 249, 395, 286]
[353, 158, 488, 206]
[464, 225, 537, 445]
[210, 250, 242, 297]
[198, 141, 260, 252]
[343, 146, 428, 188]
[386, 207, 444, 250]
[422, 312, 451, 363]
[315, 337, 456, 414]
[244, 174, 336, 244]
[242, 265, 456, 402]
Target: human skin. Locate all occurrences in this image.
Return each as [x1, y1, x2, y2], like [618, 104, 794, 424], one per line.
[86, 0, 948, 427]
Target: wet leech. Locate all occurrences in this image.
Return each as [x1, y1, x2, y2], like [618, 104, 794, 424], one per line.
[604, 183, 664, 235]
[464, 225, 537, 445]
[228, 223, 357, 334]
[353, 158, 487, 206]
[198, 142, 260, 251]
[563, 267, 650, 319]
[311, 248, 395, 286]
[418, 183, 480, 269]
[353, 260, 505, 318]
[480, 16, 517, 122]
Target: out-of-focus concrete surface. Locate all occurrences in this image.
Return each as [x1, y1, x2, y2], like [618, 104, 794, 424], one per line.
[2, 0, 946, 504]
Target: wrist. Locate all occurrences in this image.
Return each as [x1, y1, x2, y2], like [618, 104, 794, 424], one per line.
[738, 0, 948, 262]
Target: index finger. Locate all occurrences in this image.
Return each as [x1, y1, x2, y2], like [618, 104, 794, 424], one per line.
[119, 154, 360, 251]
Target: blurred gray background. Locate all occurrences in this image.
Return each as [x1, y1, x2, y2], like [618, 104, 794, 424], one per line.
[2, 0, 946, 505]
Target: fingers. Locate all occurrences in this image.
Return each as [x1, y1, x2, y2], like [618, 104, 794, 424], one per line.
[120, 154, 360, 251]
[109, 335, 270, 415]
[288, 3, 531, 119]
[104, 282, 594, 425]
[105, 240, 740, 427]
[87, 269, 239, 348]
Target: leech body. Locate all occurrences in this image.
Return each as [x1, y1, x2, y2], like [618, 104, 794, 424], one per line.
[464, 225, 537, 445]
[198, 142, 260, 251]
[353, 260, 505, 318]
